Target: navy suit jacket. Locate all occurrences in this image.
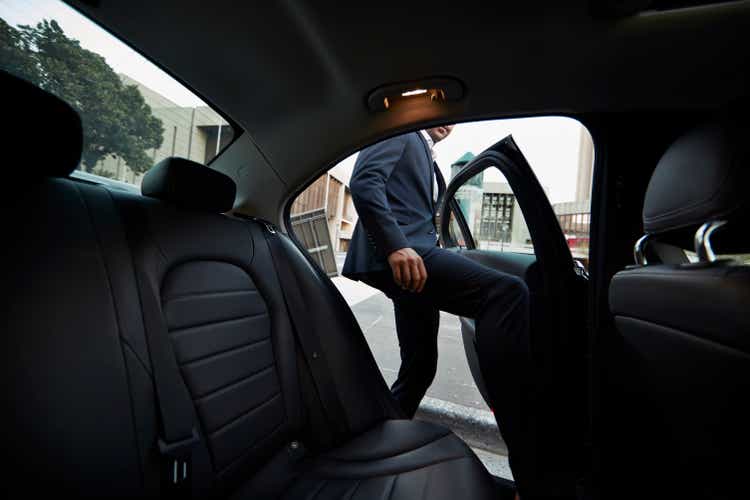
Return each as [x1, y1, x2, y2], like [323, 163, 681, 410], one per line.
[343, 132, 445, 279]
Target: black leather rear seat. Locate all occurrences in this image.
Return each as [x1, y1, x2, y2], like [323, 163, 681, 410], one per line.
[3, 72, 502, 498]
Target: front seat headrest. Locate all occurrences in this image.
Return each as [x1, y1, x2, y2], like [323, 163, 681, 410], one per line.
[643, 115, 749, 236]
[141, 157, 236, 213]
[4, 70, 83, 177]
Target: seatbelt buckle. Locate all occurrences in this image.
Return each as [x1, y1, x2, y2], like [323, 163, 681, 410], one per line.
[247, 215, 276, 234]
[158, 427, 200, 486]
[260, 220, 277, 234]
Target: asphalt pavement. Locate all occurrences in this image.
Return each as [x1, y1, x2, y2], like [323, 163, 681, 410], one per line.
[350, 292, 491, 411]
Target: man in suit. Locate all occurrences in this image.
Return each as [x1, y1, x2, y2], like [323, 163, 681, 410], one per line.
[343, 125, 533, 476]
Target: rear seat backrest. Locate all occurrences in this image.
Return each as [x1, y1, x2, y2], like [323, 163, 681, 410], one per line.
[5, 75, 309, 495]
[4, 71, 440, 499]
[111, 160, 307, 487]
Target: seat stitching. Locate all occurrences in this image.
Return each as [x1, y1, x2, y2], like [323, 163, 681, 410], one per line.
[345, 479, 363, 500]
[419, 464, 434, 500]
[614, 316, 750, 356]
[316, 454, 471, 481]
[168, 311, 268, 335]
[323, 431, 453, 463]
[208, 392, 281, 439]
[386, 474, 397, 500]
[179, 337, 270, 367]
[216, 419, 284, 477]
[310, 479, 328, 500]
[241, 223, 257, 266]
[121, 337, 153, 377]
[193, 364, 276, 404]
[163, 288, 259, 303]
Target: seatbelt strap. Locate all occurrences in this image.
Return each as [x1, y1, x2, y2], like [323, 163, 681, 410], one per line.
[247, 217, 349, 439]
[120, 199, 198, 497]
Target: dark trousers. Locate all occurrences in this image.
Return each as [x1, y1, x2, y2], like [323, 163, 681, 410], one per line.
[361, 246, 538, 494]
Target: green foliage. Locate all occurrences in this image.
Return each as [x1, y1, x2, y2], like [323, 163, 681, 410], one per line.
[1, 18, 163, 174]
[92, 168, 116, 179]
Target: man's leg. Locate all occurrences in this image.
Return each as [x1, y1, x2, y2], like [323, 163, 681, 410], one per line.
[410, 247, 537, 497]
[389, 297, 440, 417]
[361, 272, 441, 417]
[363, 248, 538, 495]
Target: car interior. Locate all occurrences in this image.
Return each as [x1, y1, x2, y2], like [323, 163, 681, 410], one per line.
[3, 1, 749, 499]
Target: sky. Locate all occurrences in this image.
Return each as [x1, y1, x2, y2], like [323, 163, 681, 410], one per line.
[335, 117, 592, 205]
[0, 0, 206, 107]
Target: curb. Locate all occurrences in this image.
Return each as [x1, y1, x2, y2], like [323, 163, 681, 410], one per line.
[415, 396, 508, 456]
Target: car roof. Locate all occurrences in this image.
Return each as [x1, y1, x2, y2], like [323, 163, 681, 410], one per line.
[68, 0, 749, 216]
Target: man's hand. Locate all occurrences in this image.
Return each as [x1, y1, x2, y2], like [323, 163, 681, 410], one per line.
[387, 248, 428, 292]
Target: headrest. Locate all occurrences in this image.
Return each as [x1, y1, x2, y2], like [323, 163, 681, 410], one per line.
[141, 157, 236, 213]
[643, 115, 749, 236]
[5, 70, 83, 177]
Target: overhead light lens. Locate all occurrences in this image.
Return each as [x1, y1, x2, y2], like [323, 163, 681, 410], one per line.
[366, 77, 464, 112]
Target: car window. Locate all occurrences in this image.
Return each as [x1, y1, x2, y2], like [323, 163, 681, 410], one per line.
[289, 117, 593, 477]
[453, 169, 534, 254]
[291, 117, 593, 274]
[1, 0, 235, 187]
[447, 119, 592, 268]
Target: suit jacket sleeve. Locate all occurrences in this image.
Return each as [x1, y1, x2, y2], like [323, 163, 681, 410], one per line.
[350, 135, 409, 257]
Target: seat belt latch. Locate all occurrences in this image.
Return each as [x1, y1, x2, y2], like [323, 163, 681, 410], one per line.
[158, 427, 200, 486]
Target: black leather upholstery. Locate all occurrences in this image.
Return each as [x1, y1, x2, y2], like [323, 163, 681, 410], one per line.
[4, 70, 83, 176]
[609, 115, 750, 498]
[3, 72, 501, 499]
[142, 156, 237, 212]
[233, 420, 499, 499]
[643, 115, 750, 235]
[281, 420, 498, 500]
[610, 263, 750, 353]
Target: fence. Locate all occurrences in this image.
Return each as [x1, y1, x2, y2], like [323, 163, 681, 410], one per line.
[290, 208, 339, 277]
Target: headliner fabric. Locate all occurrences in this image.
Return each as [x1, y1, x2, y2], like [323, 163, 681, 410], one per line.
[4, 70, 83, 177]
[141, 157, 236, 213]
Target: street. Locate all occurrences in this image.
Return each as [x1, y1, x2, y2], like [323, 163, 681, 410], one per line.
[349, 291, 490, 411]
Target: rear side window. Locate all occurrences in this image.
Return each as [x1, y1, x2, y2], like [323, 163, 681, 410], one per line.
[1, 0, 235, 187]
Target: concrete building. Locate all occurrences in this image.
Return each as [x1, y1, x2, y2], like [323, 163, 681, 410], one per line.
[290, 162, 357, 253]
[292, 123, 595, 274]
[450, 123, 594, 259]
[90, 74, 233, 184]
[289, 162, 358, 276]
[451, 152, 533, 253]
[553, 126, 595, 262]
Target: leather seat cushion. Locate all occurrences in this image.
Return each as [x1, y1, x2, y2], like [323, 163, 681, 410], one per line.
[282, 420, 499, 499]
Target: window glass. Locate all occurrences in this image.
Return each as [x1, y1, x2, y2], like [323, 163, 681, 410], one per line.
[289, 118, 594, 478]
[444, 118, 593, 265]
[454, 170, 533, 253]
[1, 0, 235, 187]
[291, 116, 594, 274]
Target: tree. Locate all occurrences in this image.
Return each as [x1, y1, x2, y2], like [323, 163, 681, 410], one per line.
[2, 19, 163, 174]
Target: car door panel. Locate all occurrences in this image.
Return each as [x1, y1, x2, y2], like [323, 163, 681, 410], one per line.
[439, 135, 588, 486]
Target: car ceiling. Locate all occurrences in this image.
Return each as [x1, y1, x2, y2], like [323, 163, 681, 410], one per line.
[68, 0, 749, 222]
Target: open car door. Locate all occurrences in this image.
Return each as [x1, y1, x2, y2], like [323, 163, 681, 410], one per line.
[438, 135, 589, 488]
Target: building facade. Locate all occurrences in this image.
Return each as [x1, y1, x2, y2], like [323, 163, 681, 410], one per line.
[449, 122, 594, 260]
[89, 74, 233, 185]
